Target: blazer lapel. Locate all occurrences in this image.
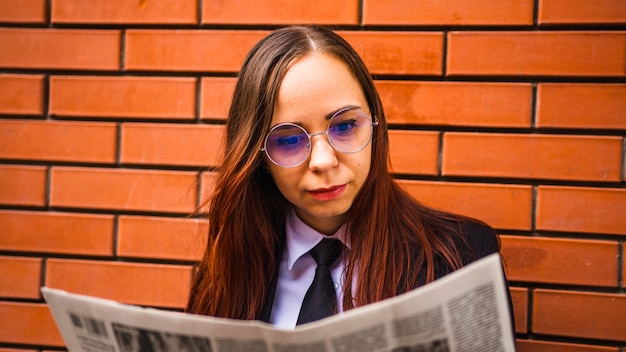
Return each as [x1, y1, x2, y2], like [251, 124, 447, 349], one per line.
[257, 239, 284, 323]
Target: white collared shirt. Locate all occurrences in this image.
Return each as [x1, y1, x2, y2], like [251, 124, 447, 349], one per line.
[269, 207, 350, 329]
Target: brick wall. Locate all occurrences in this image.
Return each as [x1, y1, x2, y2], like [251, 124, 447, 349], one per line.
[0, 0, 625, 351]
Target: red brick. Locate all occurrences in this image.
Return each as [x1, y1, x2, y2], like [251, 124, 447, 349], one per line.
[0, 256, 42, 299]
[517, 340, 619, 352]
[0, 0, 45, 22]
[376, 81, 532, 127]
[126, 30, 443, 75]
[199, 171, 219, 212]
[200, 77, 236, 120]
[501, 235, 618, 287]
[539, 0, 626, 25]
[0, 119, 117, 163]
[0, 28, 120, 70]
[202, 0, 358, 25]
[533, 289, 626, 341]
[0, 348, 38, 352]
[0, 210, 114, 256]
[343, 31, 444, 75]
[442, 133, 622, 182]
[510, 287, 528, 334]
[52, 0, 197, 24]
[537, 186, 626, 235]
[0, 302, 63, 346]
[46, 259, 192, 308]
[388, 130, 439, 175]
[50, 75, 196, 119]
[0, 165, 46, 206]
[117, 215, 207, 261]
[50, 167, 198, 213]
[447, 31, 626, 77]
[0, 74, 43, 115]
[537, 83, 626, 130]
[398, 180, 533, 230]
[125, 30, 268, 72]
[121, 123, 224, 167]
[363, 0, 533, 25]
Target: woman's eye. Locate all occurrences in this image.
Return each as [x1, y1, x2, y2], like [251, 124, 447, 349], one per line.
[331, 120, 356, 135]
[277, 135, 305, 149]
[279, 136, 298, 145]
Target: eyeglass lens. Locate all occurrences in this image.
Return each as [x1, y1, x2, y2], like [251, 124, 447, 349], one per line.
[264, 109, 375, 167]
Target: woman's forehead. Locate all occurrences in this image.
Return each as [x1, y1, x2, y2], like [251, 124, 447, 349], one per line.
[271, 52, 368, 125]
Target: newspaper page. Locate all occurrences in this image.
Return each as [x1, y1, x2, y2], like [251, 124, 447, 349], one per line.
[42, 253, 515, 352]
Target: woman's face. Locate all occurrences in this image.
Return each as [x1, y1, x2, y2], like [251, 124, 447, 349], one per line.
[266, 52, 373, 235]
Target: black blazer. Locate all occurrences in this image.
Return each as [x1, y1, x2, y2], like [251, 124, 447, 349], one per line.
[258, 220, 515, 334]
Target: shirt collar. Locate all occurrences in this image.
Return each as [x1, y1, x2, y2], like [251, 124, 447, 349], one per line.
[285, 207, 350, 270]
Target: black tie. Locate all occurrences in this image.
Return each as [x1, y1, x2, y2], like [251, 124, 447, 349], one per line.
[296, 238, 344, 325]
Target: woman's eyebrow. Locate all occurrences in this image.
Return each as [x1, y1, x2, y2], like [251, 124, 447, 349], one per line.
[324, 105, 361, 120]
[269, 104, 363, 129]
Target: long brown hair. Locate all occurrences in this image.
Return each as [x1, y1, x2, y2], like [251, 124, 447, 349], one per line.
[188, 25, 484, 319]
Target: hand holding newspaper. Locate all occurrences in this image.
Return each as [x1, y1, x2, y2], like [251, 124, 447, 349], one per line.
[42, 253, 515, 352]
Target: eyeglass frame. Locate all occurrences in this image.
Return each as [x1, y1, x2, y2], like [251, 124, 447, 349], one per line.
[260, 107, 379, 168]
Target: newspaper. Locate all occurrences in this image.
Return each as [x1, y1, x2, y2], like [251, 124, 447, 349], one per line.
[42, 253, 515, 352]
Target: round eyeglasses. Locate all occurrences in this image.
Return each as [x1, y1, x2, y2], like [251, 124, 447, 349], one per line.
[261, 108, 378, 168]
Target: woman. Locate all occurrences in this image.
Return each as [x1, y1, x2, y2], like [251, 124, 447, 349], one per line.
[187, 25, 511, 329]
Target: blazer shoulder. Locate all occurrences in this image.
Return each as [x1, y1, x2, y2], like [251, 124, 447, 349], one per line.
[458, 219, 500, 263]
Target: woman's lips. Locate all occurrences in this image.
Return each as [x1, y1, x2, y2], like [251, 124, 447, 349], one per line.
[308, 184, 347, 201]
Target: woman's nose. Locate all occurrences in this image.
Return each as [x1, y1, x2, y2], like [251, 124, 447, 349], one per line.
[308, 134, 338, 171]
